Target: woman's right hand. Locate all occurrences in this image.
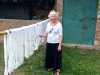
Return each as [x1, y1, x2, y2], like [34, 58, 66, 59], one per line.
[58, 44, 61, 51]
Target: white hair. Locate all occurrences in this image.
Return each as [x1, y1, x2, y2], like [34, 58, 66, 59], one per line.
[48, 10, 59, 18]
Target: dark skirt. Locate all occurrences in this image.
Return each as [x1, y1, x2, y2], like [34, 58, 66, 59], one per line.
[45, 43, 62, 71]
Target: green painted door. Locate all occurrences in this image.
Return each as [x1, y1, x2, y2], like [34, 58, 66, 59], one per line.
[63, 0, 98, 45]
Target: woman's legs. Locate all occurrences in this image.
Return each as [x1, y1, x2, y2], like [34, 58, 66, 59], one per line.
[45, 43, 54, 69]
[45, 43, 62, 74]
[54, 49, 62, 75]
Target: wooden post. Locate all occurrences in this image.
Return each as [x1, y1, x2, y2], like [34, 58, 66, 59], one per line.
[94, 0, 100, 48]
[0, 31, 7, 35]
[56, 0, 63, 16]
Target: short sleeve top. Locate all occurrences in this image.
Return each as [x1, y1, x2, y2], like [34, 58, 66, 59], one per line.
[45, 22, 63, 43]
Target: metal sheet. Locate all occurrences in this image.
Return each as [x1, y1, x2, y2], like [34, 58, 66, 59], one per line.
[63, 0, 98, 45]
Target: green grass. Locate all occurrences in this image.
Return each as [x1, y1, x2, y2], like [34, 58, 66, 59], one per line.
[1, 44, 100, 75]
[0, 43, 4, 75]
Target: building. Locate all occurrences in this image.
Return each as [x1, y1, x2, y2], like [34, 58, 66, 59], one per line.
[0, 0, 100, 49]
[56, 0, 100, 49]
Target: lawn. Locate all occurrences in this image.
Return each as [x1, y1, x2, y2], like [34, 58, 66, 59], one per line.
[0, 43, 4, 75]
[1, 44, 100, 75]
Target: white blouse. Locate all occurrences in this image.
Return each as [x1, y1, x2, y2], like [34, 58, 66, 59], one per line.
[46, 22, 63, 43]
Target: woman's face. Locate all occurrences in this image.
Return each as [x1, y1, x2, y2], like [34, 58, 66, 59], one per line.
[50, 16, 58, 23]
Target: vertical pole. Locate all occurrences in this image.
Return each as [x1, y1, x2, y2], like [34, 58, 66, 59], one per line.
[56, 0, 63, 16]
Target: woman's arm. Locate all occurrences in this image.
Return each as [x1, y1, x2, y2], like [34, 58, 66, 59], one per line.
[58, 24, 63, 51]
[58, 35, 62, 51]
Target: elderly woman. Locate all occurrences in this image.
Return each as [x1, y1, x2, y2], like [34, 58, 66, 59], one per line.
[44, 10, 63, 75]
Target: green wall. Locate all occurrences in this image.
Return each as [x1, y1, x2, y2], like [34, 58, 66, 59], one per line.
[63, 0, 98, 45]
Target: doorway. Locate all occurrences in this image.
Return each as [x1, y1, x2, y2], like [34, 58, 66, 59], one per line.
[63, 0, 98, 45]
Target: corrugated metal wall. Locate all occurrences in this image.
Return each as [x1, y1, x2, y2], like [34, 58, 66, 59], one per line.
[63, 0, 98, 45]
